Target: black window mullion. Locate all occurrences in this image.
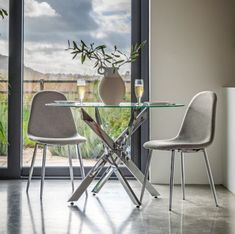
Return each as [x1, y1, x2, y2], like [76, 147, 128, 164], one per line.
[131, 0, 150, 172]
[7, 0, 23, 178]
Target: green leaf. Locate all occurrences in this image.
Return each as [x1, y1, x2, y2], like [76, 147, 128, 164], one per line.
[94, 61, 99, 68]
[81, 54, 86, 64]
[113, 60, 124, 65]
[2, 9, 8, 16]
[95, 45, 106, 50]
[81, 40, 87, 48]
[73, 41, 79, 50]
[72, 53, 78, 59]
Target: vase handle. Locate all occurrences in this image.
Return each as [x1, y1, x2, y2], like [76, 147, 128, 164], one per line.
[98, 66, 105, 75]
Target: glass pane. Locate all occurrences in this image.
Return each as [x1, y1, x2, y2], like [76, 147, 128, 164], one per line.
[23, 0, 131, 167]
[0, 1, 8, 168]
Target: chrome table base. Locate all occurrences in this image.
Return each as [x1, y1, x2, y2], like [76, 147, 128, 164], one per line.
[68, 107, 160, 206]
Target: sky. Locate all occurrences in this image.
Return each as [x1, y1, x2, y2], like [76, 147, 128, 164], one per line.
[0, 0, 131, 75]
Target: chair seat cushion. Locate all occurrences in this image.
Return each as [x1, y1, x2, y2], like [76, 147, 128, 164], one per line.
[28, 134, 86, 145]
[143, 138, 207, 151]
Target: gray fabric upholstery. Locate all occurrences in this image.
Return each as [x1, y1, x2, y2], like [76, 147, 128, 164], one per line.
[144, 91, 217, 150]
[28, 91, 86, 145]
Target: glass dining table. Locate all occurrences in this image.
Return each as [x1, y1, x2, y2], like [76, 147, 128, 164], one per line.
[46, 101, 184, 207]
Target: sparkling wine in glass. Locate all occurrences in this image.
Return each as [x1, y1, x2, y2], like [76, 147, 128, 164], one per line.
[135, 79, 144, 105]
[77, 80, 86, 104]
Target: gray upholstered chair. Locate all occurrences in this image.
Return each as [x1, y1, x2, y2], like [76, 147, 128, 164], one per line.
[141, 91, 218, 210]
[26, 91, 86, 198]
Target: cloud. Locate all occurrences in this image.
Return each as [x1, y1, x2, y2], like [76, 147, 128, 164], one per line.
[91, 0, 131, 48]
[23, 0, 131, 74]
[24, 0, 98, 43]
[25, 0, 58, 17]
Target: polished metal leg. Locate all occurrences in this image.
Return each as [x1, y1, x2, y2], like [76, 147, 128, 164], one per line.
[74, 107, 160, 203]
[180, 151, 186, 200]
[40, 144, 47, 199]
[92, 166, 114, 194]
[140, 150, 152, 204]
[68, 154, 107, 202]
[68, 145, 74, 192]
[123, 158, 160, 197]
[202, 149, 219, 207]
[169, 150, 175, 211]
[26, 143, 38, 193]
[76, 144, 86, 179]
[114, 167, 141, 207]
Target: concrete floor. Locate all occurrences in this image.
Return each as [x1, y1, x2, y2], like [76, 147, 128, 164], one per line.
[0, 180, 234, 234]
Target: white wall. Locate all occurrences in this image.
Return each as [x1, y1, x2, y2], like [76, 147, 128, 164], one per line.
[150, 0, 235, 184]
[223, 88, 235, 194]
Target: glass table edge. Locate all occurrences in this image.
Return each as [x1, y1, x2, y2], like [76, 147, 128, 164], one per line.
[46, 102, 185, 108]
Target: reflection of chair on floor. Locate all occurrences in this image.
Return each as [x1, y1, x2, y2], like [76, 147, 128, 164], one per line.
[141, 91, 219, 210]
[26, 91, 86, 198]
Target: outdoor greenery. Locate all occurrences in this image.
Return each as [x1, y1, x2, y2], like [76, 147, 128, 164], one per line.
[0, 78, 131, 160]
[67, 40, 146, 72]
[0, 98, 7, 155]
[0, 8, 8, 155]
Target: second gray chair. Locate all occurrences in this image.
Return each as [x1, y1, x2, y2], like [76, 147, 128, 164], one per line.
[26, 91, 86, 198]
[141, 91, 218, 210]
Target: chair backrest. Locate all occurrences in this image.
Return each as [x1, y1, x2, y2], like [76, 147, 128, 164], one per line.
[28, 91, 77, 138]
[177, 91, 217, 146]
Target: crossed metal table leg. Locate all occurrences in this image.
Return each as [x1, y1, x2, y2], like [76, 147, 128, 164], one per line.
[68, 107, 160, 206]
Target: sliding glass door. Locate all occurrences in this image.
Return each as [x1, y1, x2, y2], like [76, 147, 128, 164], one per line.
[23, 0, 132, 174]
[0, 0, 149, 178]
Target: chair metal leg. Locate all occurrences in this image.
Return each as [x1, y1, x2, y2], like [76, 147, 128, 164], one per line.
[202, 149, 219, 207]
[68, 145, 74, 192]
[40, 144, 47, 199]
[140, 150, 152, 204]
[180, 151, 186, 200]
[76, 144, 88, 196]
[76, 144, 86, 179]
[169, 150, 175, 211]
[26, 143, 38, 193]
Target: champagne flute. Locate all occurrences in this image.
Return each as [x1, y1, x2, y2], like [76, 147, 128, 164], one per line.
[77, 80, 86, 104]
[135, 79, 144, 105]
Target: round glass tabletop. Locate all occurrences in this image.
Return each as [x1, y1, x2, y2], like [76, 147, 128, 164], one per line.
[46, 101, 184, 108]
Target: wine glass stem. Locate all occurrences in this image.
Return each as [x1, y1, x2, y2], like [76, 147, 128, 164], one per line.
[138, 97, 141, 105]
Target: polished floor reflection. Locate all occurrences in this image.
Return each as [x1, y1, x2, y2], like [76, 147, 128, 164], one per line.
[0, 180, 234, 234]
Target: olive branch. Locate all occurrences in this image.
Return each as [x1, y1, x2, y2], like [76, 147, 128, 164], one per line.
[67, 40, 146, 71]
